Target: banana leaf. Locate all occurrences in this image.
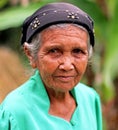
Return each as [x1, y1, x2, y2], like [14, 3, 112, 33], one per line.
[0, 0, 58, 30]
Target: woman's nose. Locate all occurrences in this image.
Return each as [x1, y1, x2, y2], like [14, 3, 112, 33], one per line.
[59, 56, 74, 71]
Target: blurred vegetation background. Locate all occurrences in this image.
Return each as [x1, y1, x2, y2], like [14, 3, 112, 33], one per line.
[0, 0, 118, 129]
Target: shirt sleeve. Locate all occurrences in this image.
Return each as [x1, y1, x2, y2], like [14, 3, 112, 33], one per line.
[0, 106, 19, 130]
[95, 93, 102, 130]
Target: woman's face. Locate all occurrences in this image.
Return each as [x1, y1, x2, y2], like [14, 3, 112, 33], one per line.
[34, 25, 89, 92]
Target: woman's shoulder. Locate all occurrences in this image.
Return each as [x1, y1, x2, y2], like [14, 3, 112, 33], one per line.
[74, 82, 100, 100]
[0, 76, 34, 111]
[0, 71, 42, 114]
[77, 82, 98, 93]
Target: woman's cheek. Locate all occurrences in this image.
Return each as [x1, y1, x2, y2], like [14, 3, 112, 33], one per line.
[37, 57, 58, 74]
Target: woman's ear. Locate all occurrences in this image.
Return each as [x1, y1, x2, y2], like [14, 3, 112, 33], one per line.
[23, 42, 37, 68]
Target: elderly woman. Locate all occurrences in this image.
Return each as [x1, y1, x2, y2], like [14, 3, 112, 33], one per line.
[0, 2, 102, 130]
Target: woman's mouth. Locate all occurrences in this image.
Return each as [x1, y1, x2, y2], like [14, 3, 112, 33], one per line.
[54, 75, 75, 83]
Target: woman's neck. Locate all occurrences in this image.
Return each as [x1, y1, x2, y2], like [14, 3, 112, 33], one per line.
[46, 87, 76, 121]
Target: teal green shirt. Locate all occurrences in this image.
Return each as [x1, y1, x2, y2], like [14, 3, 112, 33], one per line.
[0, 70, 102, 130]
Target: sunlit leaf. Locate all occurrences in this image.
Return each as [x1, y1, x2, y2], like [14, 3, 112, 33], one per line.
[103, 0, 118, 89]
[0, 0, 8, 8]
[0, 0, 58, 30]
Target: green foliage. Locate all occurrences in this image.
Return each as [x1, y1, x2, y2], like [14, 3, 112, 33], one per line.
[102, 0, 118, 99]
[0, 0, 58, 30]
[0, 0, 8, 8]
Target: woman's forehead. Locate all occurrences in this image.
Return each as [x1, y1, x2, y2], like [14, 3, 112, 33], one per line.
[40, 25, 88, 48]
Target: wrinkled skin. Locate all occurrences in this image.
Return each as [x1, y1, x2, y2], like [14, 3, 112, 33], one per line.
[35, 25, 89, 92]
[24, 24, 89, 121]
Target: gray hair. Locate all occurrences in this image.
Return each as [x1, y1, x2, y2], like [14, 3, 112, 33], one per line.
[24, 23, 93, 60]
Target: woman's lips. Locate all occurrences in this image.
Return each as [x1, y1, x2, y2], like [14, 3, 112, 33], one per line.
[54, 75, 75, 82]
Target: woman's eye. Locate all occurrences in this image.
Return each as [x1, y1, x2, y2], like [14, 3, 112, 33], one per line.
[48, 48, 62, 57]
[49, 49, 57, 53]
[72, 48, 86, 57]
[72, 48, 83, 54]
[49, 48, 59, 53]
